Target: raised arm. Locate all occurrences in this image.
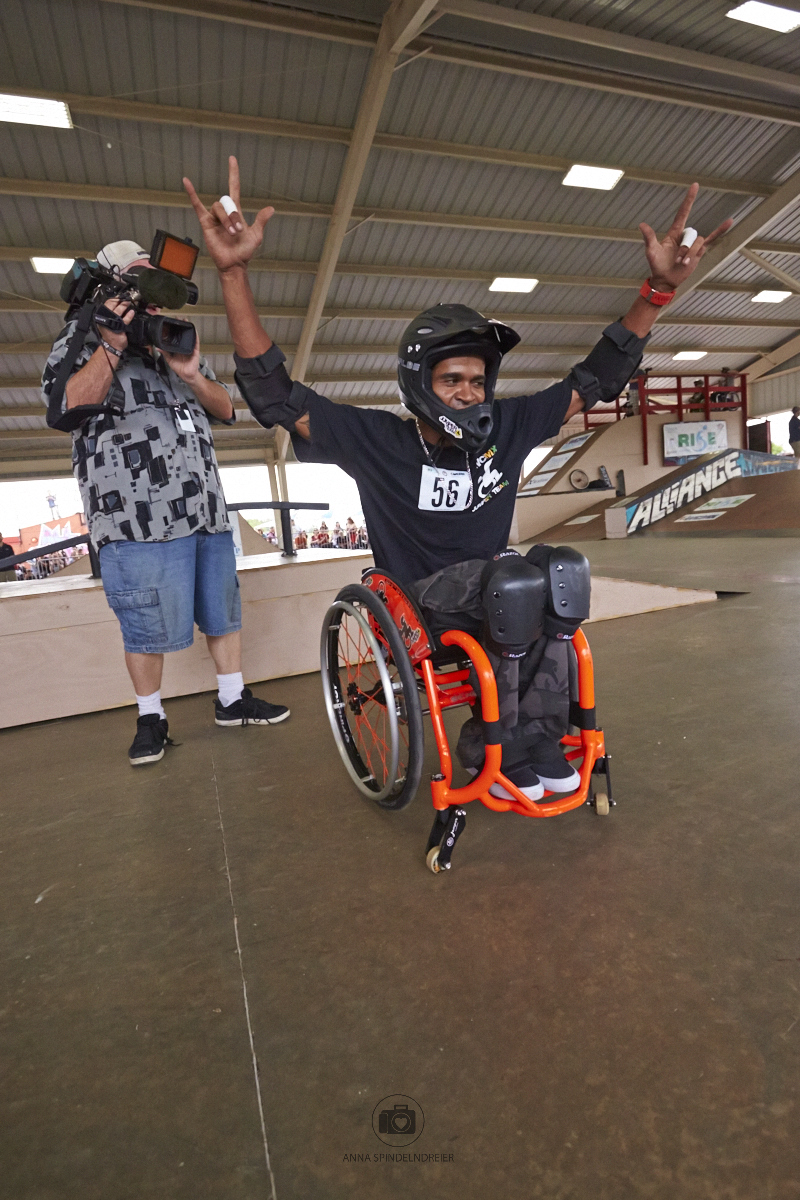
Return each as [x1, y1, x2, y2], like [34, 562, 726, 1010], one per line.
[630, 183, 733, 334]
[183, 156, 275, 358]
[562, 183, 733, 422]
[184, 157, 314, 437]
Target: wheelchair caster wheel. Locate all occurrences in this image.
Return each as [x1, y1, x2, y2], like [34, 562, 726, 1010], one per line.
[426, 846, 443, 874]
[594, 791, 610, 816]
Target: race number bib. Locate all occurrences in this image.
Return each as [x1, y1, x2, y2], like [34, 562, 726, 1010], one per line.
[418, 465, 471, 512]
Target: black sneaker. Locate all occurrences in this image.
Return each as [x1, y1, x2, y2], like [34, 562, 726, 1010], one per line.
[214, 687, 290, 727]
[467, 762, 544, 801]
[528, 742, 581, 793]
[128, 714, 173, 766]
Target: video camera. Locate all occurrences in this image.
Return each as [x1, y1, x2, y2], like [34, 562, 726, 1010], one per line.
[60, 230, 200, 356]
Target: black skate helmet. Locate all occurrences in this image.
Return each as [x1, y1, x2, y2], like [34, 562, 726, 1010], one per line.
[397, 303, 520, 453]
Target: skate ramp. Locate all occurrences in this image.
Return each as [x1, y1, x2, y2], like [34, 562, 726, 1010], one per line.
[587, 576, 717, 621]
[627, 464, 800, 538]
[530, 449, 798, 542]
[514, 411, 744, 543]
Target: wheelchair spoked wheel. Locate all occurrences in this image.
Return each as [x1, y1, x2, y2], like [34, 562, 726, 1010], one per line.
[321, 584, 424, 810]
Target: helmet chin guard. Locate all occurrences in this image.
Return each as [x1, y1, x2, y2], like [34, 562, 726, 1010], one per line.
[397, 304, 520, 453]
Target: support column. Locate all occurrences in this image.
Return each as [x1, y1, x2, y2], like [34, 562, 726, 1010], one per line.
[266, 453, 280, 504]
[291, 0, 440, 386]
[276, 459, 288, 504]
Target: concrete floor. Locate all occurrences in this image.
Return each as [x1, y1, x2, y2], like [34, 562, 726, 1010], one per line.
[3, 537, 800, 1199]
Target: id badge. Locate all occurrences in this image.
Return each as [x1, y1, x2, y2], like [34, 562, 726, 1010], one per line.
[174, 404, 195, 433]
[418, 464, 471, 512]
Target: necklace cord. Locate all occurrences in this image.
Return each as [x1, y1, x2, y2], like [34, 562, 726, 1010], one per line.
[415, 420, 474, 510]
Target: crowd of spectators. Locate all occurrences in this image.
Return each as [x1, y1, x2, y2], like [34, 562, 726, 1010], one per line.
[12, 544, 89, 581]
[687, 370, 740, 412]
[303, 518, 370, 550]
[258, 516, 371, 552]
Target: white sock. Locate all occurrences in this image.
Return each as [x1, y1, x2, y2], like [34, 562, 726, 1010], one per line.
[136, 690, 166, 720]
[217, 671, 244, 709]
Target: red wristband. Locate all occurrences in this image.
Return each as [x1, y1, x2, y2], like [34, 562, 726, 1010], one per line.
[640, 279, 676, 306]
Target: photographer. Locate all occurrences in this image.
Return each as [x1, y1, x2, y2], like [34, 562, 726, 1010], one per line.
[43, 239, 289, 766]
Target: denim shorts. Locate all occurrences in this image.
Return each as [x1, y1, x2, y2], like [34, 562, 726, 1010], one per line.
[99, 530, 242, 654]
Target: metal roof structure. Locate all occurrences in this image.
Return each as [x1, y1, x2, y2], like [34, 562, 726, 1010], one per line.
[2, 0, 800, 478]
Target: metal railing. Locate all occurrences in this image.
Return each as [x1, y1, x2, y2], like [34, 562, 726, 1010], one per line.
[637, 373, 748, 466]
[227, 501, 330, 556]
[572, 373, 749, 468]
[0, 500, 337, 580]
[0, 534, 100, 577]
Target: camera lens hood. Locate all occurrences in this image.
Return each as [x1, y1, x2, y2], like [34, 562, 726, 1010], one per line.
[130, 268, 189, 311]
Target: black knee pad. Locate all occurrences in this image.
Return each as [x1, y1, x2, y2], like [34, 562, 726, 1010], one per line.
[480, 550, 547, 658]
[525, 544, 591, 639]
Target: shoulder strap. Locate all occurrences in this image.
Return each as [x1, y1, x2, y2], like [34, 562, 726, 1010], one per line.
[45, 302, 101, 431]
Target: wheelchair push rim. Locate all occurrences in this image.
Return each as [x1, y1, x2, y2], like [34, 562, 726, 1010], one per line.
[321, 600, 400, 802]
[321, 590, 424, 809]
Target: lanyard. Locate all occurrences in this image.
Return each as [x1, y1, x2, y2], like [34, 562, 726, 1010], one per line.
[415, 420, 474, 510]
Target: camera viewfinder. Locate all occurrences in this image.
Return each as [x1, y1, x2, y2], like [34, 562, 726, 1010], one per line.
[150, 231, 198, 280]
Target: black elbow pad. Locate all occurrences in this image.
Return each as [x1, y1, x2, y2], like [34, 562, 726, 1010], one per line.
[234, 347, 308, 431]
[568, 321, 649, 411]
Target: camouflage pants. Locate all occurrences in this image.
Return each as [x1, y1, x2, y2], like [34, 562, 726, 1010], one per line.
[408, 559, 575, 771]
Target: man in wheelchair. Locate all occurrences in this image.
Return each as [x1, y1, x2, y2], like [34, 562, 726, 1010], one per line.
[184, 161, 730, 801]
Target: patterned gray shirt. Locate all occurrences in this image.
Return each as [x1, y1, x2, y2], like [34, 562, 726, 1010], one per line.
[43, 318, 234, 548]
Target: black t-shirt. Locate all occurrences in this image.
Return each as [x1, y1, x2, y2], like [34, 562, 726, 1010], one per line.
[0, 541, 14, 560]
[790, 415, 800, 442]
[291, 382, 571, 583]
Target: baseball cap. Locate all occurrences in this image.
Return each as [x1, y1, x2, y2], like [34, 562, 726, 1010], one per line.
[96, 240, 150, 273]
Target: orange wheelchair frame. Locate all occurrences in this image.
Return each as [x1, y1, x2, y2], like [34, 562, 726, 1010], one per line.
[321, 570, 612, 873]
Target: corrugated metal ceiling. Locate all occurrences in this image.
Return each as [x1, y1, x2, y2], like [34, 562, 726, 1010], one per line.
[1, 0, 800, 454]
[437, 0, 800, 72]
[1, 0, 372, 125]
[381, 57, 800, 181]
[303, 0, 800, 93]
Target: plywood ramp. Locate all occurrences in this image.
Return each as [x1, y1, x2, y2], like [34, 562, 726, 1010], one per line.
[588, 575, 717, 622]
[528, 456, 800, 543]
[0, 549, 374, 728]
[514, 411, 744, 543]
[632, 467, 800, 537]
[0, 549, 715, 729]
[525, 497, 618, 543]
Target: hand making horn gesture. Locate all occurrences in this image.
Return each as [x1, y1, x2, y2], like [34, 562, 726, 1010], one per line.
[183, 156, 275, 272]
[639, 183, 734, 293]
